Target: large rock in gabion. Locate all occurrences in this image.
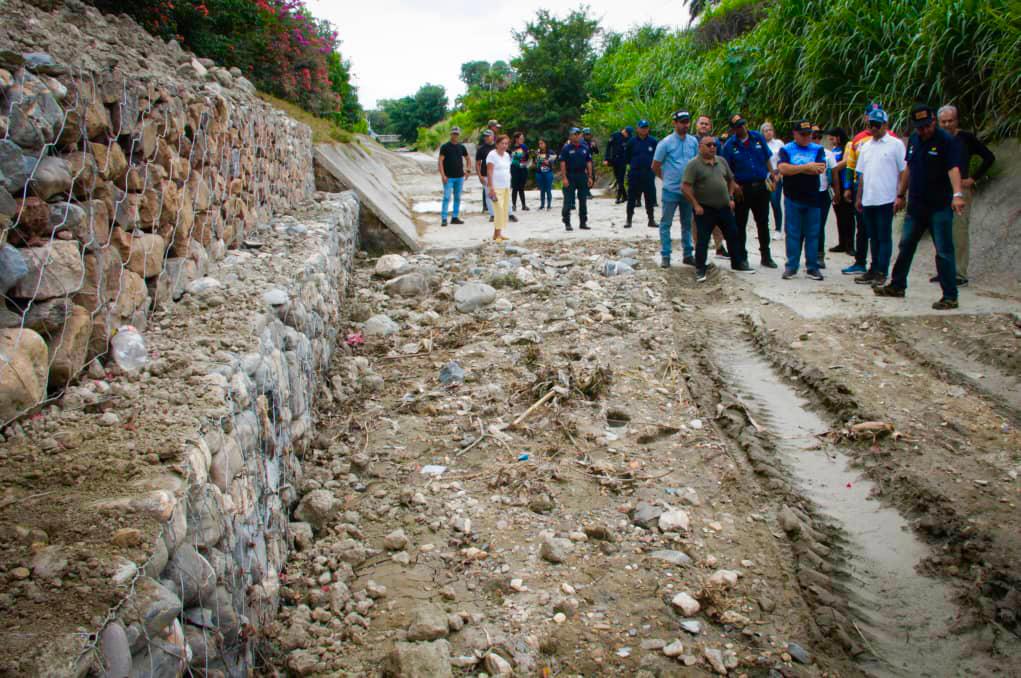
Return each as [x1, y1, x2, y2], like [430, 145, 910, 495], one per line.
[47, 304, 92, 385]
[0, 327, 49, 422]
[9, 240, 83, 300]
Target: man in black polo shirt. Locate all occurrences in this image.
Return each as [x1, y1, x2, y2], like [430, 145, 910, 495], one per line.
[604, 126, 632, 203]
[438, 126, 471, 227]
[936, 104, 996, 286]
[875, 104, 966, 309]
[476, 130, 496, 222]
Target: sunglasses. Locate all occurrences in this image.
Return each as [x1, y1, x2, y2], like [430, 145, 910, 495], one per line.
[703, 142, 716, 147]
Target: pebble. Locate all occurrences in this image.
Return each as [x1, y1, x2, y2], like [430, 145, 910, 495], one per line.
[787, 641, 812, 664]
[553, 612, 566, 624]
[679, 620, 702, 635]
[11, 567, 30, 580]
[662, 639, 684, 657]
[540, 536, 571, 564]
[658, 509, 690, 533]
[707, 569, 739, 588]
[99, 412, 120, 426]
[670, 592, 700, 616]
[704, 647, 727, 674]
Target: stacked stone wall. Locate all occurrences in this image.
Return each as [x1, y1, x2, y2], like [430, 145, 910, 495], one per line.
[0, 0, 315, 423]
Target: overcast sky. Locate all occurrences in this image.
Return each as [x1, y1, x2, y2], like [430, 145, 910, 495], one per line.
[307, 1, 693, 110]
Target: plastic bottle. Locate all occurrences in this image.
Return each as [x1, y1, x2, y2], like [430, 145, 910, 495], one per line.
[110, 326, 149, 372]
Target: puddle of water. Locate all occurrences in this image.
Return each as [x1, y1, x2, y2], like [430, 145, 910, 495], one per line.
[412, 200, 442, 214]
[715, 336, 985, 677]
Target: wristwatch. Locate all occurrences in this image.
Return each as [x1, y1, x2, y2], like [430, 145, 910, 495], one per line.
[953, 192, 965, 198]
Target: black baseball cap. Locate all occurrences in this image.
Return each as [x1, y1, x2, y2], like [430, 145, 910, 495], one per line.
[910, 104, 935, 128]
[729, 114, 746, 127]
[792, 119, 813, 133]
[673, 110, 691, 121]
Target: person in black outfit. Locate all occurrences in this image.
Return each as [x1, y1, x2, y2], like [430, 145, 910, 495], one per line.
[826, 127, 855, 254]
[510, 131, 530, 211]
[605, 126, 632, 203]
[936, 104, 995, 286]
[875, 104, 967, 309]
[720, 114, 778, 267]
[475, 129, 496, 222]
[625, 120, 658, 228]
[558, 127, 594, 231]
[438, 126, 471, 226]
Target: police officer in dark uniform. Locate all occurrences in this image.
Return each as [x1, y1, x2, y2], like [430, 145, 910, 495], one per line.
[582, 128, 599, 157]
[605, 126, 632, 203]
[626, 120, 658, 228]
[558, 127, 594, 231]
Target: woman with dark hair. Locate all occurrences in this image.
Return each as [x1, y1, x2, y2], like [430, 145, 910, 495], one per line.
[826, 127, 854, 255]
[487, 134, 513, 242]
[533, 138, 556, 209]
[510, 131, 530, 211]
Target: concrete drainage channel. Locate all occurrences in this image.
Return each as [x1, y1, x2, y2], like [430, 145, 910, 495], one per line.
[693, 321, 995, 677]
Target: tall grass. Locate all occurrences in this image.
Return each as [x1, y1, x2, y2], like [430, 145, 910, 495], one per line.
[585, 0, 1021, 141]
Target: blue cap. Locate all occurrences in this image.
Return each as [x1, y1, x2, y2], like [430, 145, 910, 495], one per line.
[637, 119, 650, 128]
[867, 108, 888, 124]
[582, 127, 591, 134]
[569, 126, 581, 134]
[624, 126, 635, 134]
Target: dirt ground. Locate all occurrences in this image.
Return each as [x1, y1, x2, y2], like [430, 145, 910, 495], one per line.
[263, 172, 1021, 676]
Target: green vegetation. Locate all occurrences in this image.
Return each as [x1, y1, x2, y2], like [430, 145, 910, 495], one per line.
[373, 85, 449, 141]
[585, 0, 1021, 140]
[257, 93, 352, 144]
[90, 0, 365, 130]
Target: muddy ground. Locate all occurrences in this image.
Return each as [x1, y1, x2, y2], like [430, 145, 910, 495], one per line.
[262, 178, 1021, 678]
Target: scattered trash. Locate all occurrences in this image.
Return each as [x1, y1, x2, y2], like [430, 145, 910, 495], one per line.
[616, 647, 631, 658]
[345, 331, 365, 347]
[439, 361, 465, 385]
[517, 453, 529, 462]
[420, 465, 447, 476]
[689, 419, 703, 430]
[110, 326, 148, 372]
[601, 260, 635, 277]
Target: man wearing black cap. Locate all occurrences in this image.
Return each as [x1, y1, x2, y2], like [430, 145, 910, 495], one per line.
[875, 104, 966, 309]
[776, 120, 827, 280]
[476, 129, 496, 221]
[625, 120, 659, 228]
[605, 126, 632, 203]
[558, 127, 594, 231]
[438, 126, 470, 227]
[652, 110, 699, 267]
[721, 113, 778, 268]
[582, 128, 599, 158]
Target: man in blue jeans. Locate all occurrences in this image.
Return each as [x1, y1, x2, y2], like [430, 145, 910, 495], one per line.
[438, 126, 471, 226]
[853, 108, 906, 287]
[652, 110, 699, 268]
[776, 120, 827, 280]
[875, 104, 967, 309]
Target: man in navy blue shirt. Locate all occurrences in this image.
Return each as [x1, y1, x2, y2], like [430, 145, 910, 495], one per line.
[558, 127, 594, 232]
[605, 126, 632, 203]
[721, 114, 778, 268]
[875, 104, 966, 309]
[625, 120, 658, 228]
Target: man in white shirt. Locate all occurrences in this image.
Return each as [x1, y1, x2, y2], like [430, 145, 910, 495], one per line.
[854, 108, 906, 287]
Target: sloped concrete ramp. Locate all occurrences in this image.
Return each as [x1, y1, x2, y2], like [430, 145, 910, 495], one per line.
[314, 140, 421, 251]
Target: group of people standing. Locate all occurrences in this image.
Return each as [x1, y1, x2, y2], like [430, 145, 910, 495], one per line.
[435, 103, 994, 308]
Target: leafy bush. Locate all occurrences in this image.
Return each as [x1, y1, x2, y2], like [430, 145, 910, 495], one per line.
[585, 0, 1021, 141]
[89, 0, 363, 125]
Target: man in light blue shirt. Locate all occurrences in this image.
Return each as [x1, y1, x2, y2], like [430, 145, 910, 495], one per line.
[652, 110, 700, 267]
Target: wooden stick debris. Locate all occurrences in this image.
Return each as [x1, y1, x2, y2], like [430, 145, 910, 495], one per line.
[508, 389, 556, 429]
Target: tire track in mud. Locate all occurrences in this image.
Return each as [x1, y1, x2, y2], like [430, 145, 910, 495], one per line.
[668, 268, 1020, 676]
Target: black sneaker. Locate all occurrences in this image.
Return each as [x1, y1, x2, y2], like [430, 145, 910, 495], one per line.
[624, 219, 632, 229]
[564, 223, 573, 232]
[828, 245, 845, 253]
[441, 219, 448, 227]
[661, 258, 671, 269]
[489, 216, 494, 223]
[696, 269, 708, 283]
[854, 271, 878, 285]
[929, 275, 939, 283]
[716, 246, 730, 259]
[873, 284, 905, 297]
[732, 261, 755, 273]
[760, 257, 778, 269]
[682, 255, 695, 266]
[648, 218, 657, 228]
[522, 206, 530, 211]
[871, 274, 887, 287]
[579, 223, 591, 230]
[932, 298, 959, 310]
[450, 217, 464, 225]
[956, 275, 969, 287]
[782, 269, 796, 280]
[509, 215, 518, 222]
[806, 269, 824, 281]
